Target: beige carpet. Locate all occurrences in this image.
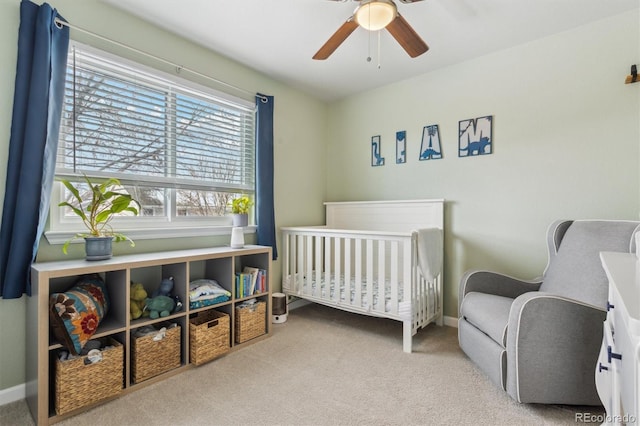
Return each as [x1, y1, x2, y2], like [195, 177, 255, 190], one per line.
[1, 303, 603, 425]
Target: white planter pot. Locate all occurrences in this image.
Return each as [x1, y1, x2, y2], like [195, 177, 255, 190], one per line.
[232, 214, 248, 227]
[230, 227, 245, 249]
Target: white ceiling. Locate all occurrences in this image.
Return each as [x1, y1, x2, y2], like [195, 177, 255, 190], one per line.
[101, 0, 640, 102]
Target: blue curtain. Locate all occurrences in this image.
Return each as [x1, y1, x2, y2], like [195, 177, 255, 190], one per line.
[255, 94, 277, 260]
[0, 0, 69, 298]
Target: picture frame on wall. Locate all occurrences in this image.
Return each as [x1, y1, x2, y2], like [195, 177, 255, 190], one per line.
[371, 135, 385, 166]
[396, 131, 406, 164]
[419, 125, 443, 161]
[458, 115, 493, 157]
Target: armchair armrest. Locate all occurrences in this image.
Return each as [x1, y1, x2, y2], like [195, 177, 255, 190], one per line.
[459, 270, 542, 313]
[505, 292, 606, 405]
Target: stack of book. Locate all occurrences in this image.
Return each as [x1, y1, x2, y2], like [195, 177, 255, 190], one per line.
[235, 266, 267, 298]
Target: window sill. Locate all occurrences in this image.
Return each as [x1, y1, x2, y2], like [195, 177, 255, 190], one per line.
[44, 225, 257, 245]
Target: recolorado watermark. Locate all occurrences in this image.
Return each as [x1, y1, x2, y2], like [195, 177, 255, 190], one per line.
[575, 412, 637, 423]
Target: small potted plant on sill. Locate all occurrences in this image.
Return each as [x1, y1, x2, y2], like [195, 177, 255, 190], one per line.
[59, 175, 141, 261]
[229, 195, 253, 227]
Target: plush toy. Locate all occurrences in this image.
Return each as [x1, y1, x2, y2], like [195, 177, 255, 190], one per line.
[173, 295, 184, 312]
[130, 282, 148, 320]
[152, 276, 174, 298]
[144, 295, 176, 319]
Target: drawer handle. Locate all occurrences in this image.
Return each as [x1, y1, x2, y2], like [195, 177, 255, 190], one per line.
[598, 363, 609, 372]
[607, 301, 615, 311]
[607, 345, 622, 363]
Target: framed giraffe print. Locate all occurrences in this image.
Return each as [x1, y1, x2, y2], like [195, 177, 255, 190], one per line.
[458, 115, 493, 157]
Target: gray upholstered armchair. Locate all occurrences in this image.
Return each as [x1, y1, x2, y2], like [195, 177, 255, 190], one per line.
[458, 220, 640, 405]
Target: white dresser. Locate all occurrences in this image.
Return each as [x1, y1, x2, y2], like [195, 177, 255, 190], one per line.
[597, 252, 640, 425]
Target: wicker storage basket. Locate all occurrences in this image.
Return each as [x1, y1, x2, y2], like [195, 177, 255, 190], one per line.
[235, 301, 266, 343]
[189, 310, 230, 366]
[54, 337, 123, 415]
[131, 323, 181, 384]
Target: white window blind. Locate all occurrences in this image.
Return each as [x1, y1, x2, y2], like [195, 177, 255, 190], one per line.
[57, 44, 255, 194]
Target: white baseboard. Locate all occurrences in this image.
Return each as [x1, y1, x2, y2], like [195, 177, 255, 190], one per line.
[443, 315, 458, 328]
[0, 383, 25, 406]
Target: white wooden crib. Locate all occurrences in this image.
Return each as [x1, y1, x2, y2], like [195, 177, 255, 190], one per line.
[281, 199, 444, 353]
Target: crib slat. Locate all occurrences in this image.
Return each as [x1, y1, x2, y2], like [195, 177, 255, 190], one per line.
[306, 234, 313, 297]
[366, 239, 374, 310]
[418, 269, 425, 326]
[425, 274, 431, 321]
[377, 240, 385, 313]
[315, 234, 322, 297]
[334, 236, 341, 302]
[324, 236, 331, 299]
[298, 234, 305, 294]
[437, 274, 444, 326]
[354, 238, 362, 308]
[283, 231, 290, 291]
[344, 238, 351, 306]
[405, 237, 415, 325]
[291, 234, 304, 292]
[390, 241, 398, 315]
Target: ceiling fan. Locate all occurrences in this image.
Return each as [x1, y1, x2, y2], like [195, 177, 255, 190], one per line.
[313, 0, 429, 60]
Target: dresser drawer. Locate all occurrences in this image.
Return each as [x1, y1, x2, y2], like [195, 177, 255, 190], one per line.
[596, 321, 619, 418]
[600, 252, 640, 425]
[614, 317, 638, 421]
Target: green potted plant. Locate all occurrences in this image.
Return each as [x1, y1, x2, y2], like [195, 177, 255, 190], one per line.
[59, 175, 141, 260]
[229, 195, 253, 227]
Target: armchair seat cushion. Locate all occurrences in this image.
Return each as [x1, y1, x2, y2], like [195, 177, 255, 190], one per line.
[460, 291, 513, 347]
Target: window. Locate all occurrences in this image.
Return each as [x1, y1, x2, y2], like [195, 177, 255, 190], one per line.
[48, 43, 256, 241]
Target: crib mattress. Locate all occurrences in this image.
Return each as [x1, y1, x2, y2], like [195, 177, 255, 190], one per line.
[284, 273, 404, 312]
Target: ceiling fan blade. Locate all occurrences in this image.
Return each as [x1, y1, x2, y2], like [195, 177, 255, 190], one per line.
[397, 0, 425, 3]
[313, 18, 359, 60]
[385, 14, 429, 58]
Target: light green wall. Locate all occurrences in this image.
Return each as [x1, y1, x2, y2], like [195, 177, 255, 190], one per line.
[326, 10, 640, 318]
[0, 0, 327, 391]
[1, 1, 639, 395]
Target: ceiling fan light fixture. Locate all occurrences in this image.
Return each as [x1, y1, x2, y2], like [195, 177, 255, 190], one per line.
[354, 0, 398, 31]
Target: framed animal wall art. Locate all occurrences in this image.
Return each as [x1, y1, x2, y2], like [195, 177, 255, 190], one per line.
[458, 115, 493, 157]
[396, 131, 407, 164]
[419, 124, 443, 161]
[371, 135, 385, 166]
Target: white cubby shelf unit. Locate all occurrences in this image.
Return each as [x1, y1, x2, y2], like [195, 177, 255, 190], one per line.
[26, 245, 272, 425]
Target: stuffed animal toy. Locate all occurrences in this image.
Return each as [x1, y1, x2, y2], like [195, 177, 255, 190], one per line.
[144, 295, 176, 319]
[152, 276, 174, 298]
[130, 282, 148, 320]
[173, 295, 184, 312]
